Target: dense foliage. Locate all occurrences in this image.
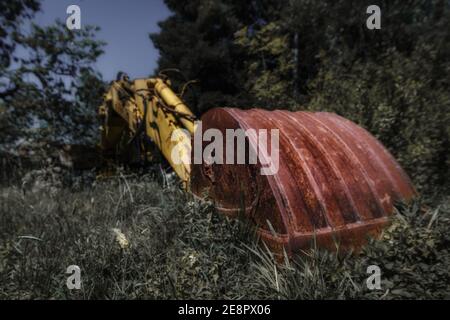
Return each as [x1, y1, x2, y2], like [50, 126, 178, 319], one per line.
[152, 0, 450, 194]
[0, 0, 105, 153]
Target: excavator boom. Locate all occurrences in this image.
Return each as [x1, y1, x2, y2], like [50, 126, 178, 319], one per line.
[99, 77, 196, 187]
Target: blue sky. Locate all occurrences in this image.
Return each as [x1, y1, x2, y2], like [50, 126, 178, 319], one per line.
[34, 0, 172, 81]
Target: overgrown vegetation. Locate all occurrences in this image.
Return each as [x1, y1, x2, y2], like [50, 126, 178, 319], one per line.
[0, 175, 448, 299]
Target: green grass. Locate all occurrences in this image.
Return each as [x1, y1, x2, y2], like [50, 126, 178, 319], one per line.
[0, 171, 449, 299]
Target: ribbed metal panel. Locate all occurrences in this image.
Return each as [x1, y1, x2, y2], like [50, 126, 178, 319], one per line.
[191, 108, 416, 254]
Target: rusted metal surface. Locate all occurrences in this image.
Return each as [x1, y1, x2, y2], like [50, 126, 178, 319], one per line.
[191, 108, 416, 254]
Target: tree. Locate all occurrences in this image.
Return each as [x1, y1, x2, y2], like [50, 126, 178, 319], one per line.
[0, 0, 40, 92]
[234, 21, 295, 109]
[151, 0, 257, 114]
[153, 0, 449, 194]
[0, 0, 40, 145]
[0, 1, 106, 152]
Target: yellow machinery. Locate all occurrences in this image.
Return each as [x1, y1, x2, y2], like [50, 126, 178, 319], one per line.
[99, 76, 195, 189]
[99, 74, 415, 255]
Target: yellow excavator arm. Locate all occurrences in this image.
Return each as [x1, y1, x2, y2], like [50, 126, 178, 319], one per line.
[99, 76, 196, 188]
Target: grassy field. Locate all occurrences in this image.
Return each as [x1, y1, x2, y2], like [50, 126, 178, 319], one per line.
[0, 170, 449, 299]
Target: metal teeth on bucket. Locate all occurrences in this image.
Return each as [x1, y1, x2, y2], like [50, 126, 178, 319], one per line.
[191, 108, 416, 254]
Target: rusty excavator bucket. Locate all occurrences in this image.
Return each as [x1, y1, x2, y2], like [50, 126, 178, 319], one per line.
[99, 77, 416, 256]
[191, 108, 416, 255]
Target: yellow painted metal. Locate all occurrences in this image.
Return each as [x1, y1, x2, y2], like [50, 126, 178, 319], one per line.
[148, 78, 196, 135]
[98, 77, 196, 188]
